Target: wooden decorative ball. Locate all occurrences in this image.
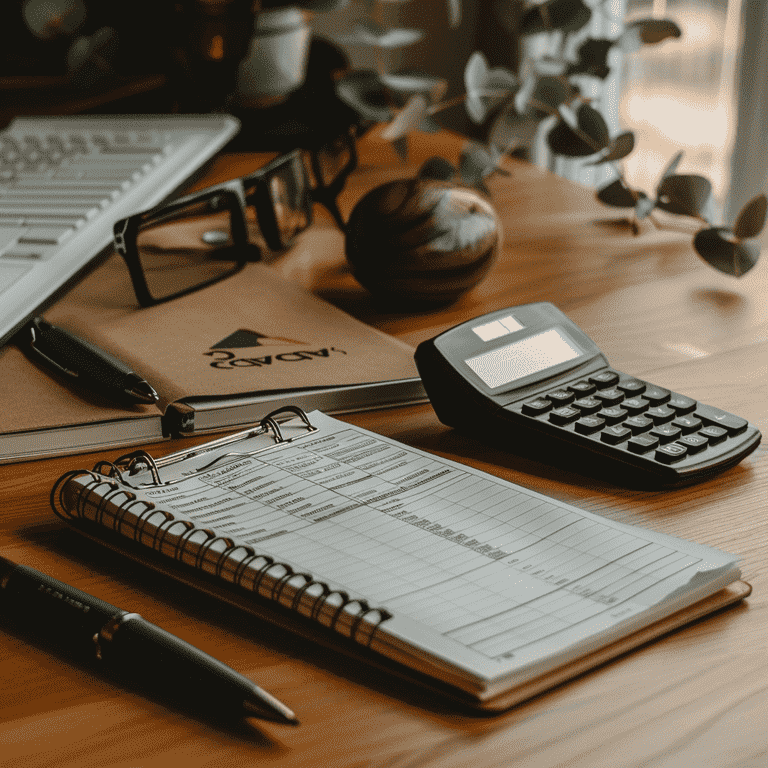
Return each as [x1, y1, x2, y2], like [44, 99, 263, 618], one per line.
[344, 179, 500, 306]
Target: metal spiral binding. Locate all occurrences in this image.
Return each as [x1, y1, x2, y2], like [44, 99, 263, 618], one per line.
[49, 406, 392, 647]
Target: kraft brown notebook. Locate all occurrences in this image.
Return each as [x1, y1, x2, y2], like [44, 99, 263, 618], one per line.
[51, 409, 751, 711]
[0, 256, 425, 464]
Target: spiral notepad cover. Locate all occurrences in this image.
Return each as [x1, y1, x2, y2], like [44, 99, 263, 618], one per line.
[51, 407, 393, 649]
[49, 406, 750, 710]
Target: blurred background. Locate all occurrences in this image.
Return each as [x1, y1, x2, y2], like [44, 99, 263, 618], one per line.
[1, 0, 763, 229]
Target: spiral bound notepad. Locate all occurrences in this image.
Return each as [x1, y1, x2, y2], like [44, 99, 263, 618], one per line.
[52, 407, 751, 709]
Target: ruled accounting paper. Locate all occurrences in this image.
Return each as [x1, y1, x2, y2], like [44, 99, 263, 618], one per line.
[115, 412, 740, 664]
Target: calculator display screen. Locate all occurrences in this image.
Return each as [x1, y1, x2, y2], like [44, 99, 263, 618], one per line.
[465, 328, 582, 389]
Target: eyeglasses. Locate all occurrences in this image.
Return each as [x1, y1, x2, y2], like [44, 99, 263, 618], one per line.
[112, 129, 357, 307]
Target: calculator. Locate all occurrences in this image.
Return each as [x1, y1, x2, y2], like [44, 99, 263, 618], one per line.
[414, 302, 762, 488]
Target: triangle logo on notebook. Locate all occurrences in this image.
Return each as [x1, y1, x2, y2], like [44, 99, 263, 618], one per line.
[211, 329, 305, 349]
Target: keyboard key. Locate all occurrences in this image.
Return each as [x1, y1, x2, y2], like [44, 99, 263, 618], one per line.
[621, 397, 649, 415]
[651, 423, 682, 444]
[679, 434, 708, 453]
[546, 389, 575, 406]
[625, 415, 653, 434]
[601, 425, 631, 444]
[642, 386, 671, 405]
[589, 370, 620, 388]
[699, 425, 727, 444]
[594, 388, 624, 406]
[667, 395, 697, 414]
[573, 396, 601, 414]
[655, 443, 688, 463]
[0, 226, 24, 251]
[672, 415, 702, 434]
[568, 380, 596, 396]
[617, 379, 646, 395]
[696, 406, 748, 435]
[575, 416, 605, 434]
[549, 406, 580, 425]
[646, 405, 675, 424]
[627, 434, 659, 454]
[597, 406, 627, 425]
[18, 226, 74, 245]
[522, 398, 553, 416]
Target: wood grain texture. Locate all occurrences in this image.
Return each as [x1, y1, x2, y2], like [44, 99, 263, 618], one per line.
[0, 128, 765, 768]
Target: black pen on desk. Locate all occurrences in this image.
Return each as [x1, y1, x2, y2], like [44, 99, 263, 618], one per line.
[24, 317, 159, 405]
[0, 556, 298, 725]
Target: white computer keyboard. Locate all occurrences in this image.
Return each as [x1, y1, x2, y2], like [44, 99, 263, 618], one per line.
[0, 114, 240, 347]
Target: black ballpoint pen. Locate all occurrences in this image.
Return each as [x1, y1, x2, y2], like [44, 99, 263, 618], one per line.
[0, 556, 298, 725]
[23, 317, 159, 405]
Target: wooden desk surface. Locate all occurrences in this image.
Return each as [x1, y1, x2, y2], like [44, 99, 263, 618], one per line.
[1, 129, 765, 768]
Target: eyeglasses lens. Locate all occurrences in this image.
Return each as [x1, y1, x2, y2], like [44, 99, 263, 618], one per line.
[266, 156, 311, 248]
[136, 195, 242, 302]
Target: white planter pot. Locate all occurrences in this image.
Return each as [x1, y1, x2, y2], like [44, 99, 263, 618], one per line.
[235, 6, 311, 106]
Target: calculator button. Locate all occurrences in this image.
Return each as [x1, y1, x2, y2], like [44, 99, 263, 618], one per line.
[650, 423, 682, 444]
[655, 443, 688, 463]
[598, 407, 628, 425]
[549, 406, 580, 425]
[672, 415, 703, 434]
[621, 397, 649, 415]
[589, 370, 620, 388]
[546, 389, 575, 406]
[699, 425, 728, 444]
[617, 379, 646, 395]
[625, 415, 653, 434]
[573, 396, 601, 414]
[575, 416, 605, 435]
[522, 398, 553, 415]
[679, 434, 709, 453]
[645, 406, 675, 424]
[568, 380, 596, 396]
[601, 425, 631, 444]
[696, 406, 748, 435]
[667, 395, 697, 414]
[627, 434, 659, 454]
[642, 386, 671, 405]
[594, 388, 624, 406]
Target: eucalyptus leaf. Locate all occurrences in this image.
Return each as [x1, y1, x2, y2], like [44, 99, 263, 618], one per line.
[419, 114, 442, 133]
[335, 70, 393, 122]
[459, 141, 499, 189]
[656, 174, 712, 217]
[577, 103, 610, 149]
[597, 179, 645, 208]
[659, 150, 684, 181]
[533, 57, 568, 76]
[568, 38, 613, 79]
[629, 18, 682, 45]
[733, 194, 768, 240]
[381, 94, 428, 141]
[488, 105, 538, 155]
[547, 120, 596, 157]
[343, 23, 424, 48]
[520, 0, 592, 35]
[446, 0, 462, 27]
[390, 136, 409, 162]
[381, 72, 447, 102]
[693, 227, 761, 277]
[463, 51, 517, 123]
[589, 131, 635, 164]
[514, 73, 537, 114]
[531, 76, 577, 114]
[418, 156, 457, 181]
[635, 195, 656, 219]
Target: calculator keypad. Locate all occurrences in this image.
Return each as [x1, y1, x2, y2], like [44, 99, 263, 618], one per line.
[516, 370, 751, 470]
